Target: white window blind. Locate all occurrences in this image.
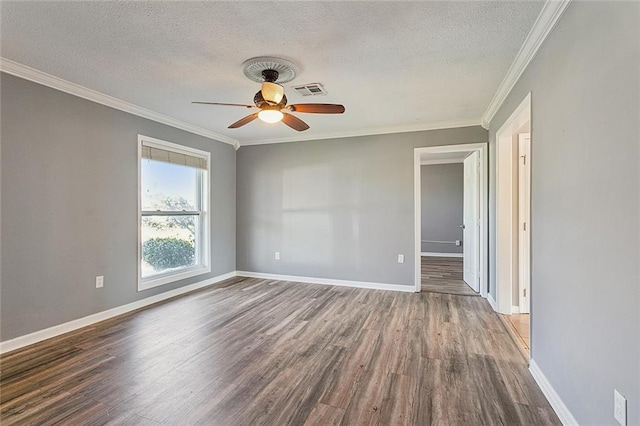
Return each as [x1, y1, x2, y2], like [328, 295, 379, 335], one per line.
[141, 144, 207, 170]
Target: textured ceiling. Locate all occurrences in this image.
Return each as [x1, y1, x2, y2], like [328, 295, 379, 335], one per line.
[1, 1, 544, 145]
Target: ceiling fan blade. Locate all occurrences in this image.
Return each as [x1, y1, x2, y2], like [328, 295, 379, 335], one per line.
[228, 113, 259, 129]
[287, 104, 345, 114]
[192, 102, 257, 109]
[281, 113, 310, 131]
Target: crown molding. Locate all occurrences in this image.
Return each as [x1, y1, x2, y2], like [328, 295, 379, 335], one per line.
[481, 0, 572, 129]
[0, 58, 239, 147]
[238, 118, 482, 147]
[0, 58, 482, 148]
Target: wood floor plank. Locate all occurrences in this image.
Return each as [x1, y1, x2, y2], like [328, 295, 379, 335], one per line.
[303, 402, 345, 426]
[0, 276, 560, 425]
[421, 256, 479, 296]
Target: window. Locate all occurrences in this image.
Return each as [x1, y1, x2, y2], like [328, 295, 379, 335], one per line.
[138, 135, 210, 290]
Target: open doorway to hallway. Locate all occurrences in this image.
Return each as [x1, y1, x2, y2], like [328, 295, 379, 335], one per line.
[496, 93, 532, 358]
[418, 156, 474, 296]
[414, 144, 488, 300]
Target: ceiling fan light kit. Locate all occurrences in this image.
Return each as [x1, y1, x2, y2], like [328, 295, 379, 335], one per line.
[193, 56, 345, 132]
[258, 109, 284, 124]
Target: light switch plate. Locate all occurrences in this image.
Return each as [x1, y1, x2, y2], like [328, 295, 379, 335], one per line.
[95, 276, 104, 288]
[397, 254, 405, 264]
[275, 251, 280, 260]
[614, 389, 626, 425]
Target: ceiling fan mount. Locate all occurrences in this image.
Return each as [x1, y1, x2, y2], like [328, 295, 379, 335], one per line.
[241, 56, 299, 84]
[193, 57, 345, 132]
[261, 69, 279, 83]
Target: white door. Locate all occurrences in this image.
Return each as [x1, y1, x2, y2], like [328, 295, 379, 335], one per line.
[518, 133, 531, 313]
[463, 151, 480, 292]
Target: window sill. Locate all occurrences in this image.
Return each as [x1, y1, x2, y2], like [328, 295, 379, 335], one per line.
[138, 265, 211, 291]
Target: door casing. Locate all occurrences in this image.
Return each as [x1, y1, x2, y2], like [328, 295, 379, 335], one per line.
[495, 93, 531, 315]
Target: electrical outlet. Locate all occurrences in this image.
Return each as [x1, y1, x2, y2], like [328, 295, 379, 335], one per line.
[397, 254, 404, 264]
[614, 389, 627, 425]
[275, 251, 280, 260]
[95, 276, 104, 288]
[455, 240, 461, 246]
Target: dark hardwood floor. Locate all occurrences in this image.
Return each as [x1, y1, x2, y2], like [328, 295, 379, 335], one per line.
[1, 277, 559, 425]
[421, 256, 479, 296]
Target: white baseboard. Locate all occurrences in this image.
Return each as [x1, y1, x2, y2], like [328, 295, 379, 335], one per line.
[511, 305, 521, 314]
[0, 271, 237, 354]
[421, 252, 463, 258]
[237, 271, 416, 293]
[487, 293, 498, 311]
[529, 359, 578, 425]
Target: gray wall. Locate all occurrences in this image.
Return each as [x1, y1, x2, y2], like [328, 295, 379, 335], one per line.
[237, 127, 487, 287]
[1, 73, 236, 341]
[488, 2, 639, 424]
[421, 164, 463, 254]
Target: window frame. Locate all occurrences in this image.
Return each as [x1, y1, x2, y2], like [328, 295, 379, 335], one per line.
[137, 135, 211, 291]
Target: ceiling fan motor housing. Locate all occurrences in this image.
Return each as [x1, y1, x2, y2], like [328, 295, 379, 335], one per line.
[254, 91, 287, 108]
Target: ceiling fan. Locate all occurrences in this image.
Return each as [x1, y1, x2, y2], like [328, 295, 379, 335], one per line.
[193, 68, 345, 132]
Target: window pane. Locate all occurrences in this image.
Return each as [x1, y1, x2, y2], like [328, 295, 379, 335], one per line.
[141, 215, 198, 278]
[142, 159, 199, 211]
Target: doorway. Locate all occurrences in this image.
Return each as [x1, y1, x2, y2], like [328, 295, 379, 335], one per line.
[414, 143, 488, 298]
[495, 93, 532, 357]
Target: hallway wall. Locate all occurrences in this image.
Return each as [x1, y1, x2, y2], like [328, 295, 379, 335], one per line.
[420, 163, 463, 255]
[488, 2, 639, 423]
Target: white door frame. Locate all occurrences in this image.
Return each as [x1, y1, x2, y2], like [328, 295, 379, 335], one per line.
[414, 143, 488, 298]
[495, 93, 531, 314]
